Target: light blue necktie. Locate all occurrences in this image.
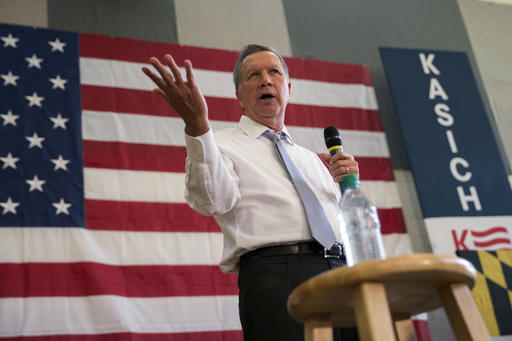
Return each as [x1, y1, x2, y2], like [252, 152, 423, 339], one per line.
[263, 130, 337, 249]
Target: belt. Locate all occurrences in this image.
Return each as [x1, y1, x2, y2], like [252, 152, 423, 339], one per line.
[240, 241, 345, 266]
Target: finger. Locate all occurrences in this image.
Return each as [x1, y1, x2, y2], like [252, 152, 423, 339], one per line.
[184, 60, 195, 84]
[317, 153, 331, 164]
[164, 54, 184, 84]
[149, 57, 175, 87]
[331, 166, 349, 178]
[153, 87, 166, 99]
[142, 66, 166, 89]
[330, 151, 354, 164]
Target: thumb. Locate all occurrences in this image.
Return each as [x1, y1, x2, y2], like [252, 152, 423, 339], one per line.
[318, 153, 331, 165]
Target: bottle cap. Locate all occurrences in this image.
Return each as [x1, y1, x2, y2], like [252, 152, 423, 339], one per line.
[341, 173, 360, 189]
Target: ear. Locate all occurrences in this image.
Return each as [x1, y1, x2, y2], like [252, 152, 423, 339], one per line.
[236, 90, 244, 111]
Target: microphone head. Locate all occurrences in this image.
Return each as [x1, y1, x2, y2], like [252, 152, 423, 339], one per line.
[324, 126, 342, 149]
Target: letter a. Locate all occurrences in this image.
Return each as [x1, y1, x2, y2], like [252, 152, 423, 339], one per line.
[419, 53, 440, 75]
[429, 78, 449, 100]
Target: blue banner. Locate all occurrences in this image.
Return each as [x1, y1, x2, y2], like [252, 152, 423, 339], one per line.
[380, 48, 512, 219]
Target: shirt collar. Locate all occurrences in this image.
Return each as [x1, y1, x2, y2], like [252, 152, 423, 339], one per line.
[239, 115, 294, 145]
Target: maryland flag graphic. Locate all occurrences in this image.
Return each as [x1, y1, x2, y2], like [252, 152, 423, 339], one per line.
[456, 250, 512, 336]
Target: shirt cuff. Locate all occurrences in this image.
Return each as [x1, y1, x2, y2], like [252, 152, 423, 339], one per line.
[184, 129, 218, 162]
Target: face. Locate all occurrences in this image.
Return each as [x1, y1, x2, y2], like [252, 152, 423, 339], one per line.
[236, 51, 291, 129]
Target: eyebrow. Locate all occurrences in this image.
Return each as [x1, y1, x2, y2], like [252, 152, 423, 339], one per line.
[244, 62, 283, 74]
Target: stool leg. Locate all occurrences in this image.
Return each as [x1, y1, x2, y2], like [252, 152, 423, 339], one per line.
[394, 318, 417, 341]
[304, 320, 333, 341]
[353, 282, 397, 341]
[437, 283, 491, 341]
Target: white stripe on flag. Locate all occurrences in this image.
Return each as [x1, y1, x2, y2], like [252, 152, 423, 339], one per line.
[84, 168, 186, 203]
[0, 295, 241, 337]
[80, 58, 378, 110]
[82, 110, 390, 158]
[0, 228, 222, 265]
[84, 168, 401, 208]
[382, 234, 413, 257]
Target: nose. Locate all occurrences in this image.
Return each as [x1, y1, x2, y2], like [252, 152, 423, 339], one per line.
[259, 71, 272, 87]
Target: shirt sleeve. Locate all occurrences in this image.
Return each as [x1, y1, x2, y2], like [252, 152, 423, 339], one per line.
[184, 129, 241, 216]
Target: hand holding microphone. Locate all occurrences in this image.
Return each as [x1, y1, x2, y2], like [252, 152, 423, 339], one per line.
[319, 126, 359, 186]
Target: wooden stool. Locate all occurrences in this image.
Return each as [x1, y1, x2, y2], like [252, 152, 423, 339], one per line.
[287, 253, 490, 341]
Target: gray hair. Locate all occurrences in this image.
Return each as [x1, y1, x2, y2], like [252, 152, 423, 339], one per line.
[233, 44, 289, 90]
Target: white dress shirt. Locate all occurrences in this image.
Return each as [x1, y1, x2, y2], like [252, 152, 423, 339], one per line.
[184, 115, 341, 273]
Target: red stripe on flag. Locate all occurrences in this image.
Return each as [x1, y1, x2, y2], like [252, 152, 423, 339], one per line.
[80, 34, 372, 85]
[85, 199, 402, 234]
[0, 263, 237, 297]
[378, 208, 407, 234]
[85, 199, 220, 232]
[81, 85, 383, 131]
[356, 157, 394, 181]
[83, 140, 186, 172]
[413, 320, 432, 341]
[84, 141, 392, 181]
[1, 330, 243, 341]
[80, 33, 239, 74]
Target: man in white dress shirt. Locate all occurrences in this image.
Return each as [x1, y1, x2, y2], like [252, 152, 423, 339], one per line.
[142, 44, 359, 341]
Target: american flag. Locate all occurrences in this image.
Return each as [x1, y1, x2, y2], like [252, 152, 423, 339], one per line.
[0, 23, 411, 339]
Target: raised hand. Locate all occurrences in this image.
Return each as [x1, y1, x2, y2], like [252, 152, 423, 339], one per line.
[142, 54, 210, 136]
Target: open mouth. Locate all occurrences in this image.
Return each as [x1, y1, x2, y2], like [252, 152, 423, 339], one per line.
[260, 94, 275, 100]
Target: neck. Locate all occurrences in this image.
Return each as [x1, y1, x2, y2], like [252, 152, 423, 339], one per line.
[245, 114, 284, 132]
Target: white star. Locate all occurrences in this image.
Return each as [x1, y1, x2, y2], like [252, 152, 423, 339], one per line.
[1, 110, 20, 126]
[0, 197, 19, 215]
[52, 198, 71, 215]
[26, 132, 45, 149]
[50, 113, 68, 129]
[51, 154, 70, 171]
[49, 74, 67, 90]
[1, 71, 19, 86]
[25, 54, 44, 69]
[0, 152, 19, 169]
[25, 92, 45, 107]
[1, 33, 19, 48]
[48, 38, 66, 53]
[26, 175, 46, 192]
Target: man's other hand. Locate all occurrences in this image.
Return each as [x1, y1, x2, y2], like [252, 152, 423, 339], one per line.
[142, 54, 210, 136]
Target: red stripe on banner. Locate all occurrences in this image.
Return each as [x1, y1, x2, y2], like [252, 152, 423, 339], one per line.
[1, 330, 243, 341]
[473, 238, 511, 248]
[378, 208, 407, 234]
[79, 34, 371, 85]
[0, 263, 238, 297]
[85, 200, 220, 232]
[83, 140, 186, 172]
[81, 85, 383, 131]
[470, 226, 508, 238]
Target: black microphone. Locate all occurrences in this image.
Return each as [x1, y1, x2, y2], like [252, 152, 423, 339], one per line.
[324, 126, 343, 156]
[324, 126, 344, 193]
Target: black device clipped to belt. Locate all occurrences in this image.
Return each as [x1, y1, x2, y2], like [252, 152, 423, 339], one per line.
[240, 241, 345, 266]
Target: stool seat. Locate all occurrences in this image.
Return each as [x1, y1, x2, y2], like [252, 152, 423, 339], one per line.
[287, 253, 490, 341]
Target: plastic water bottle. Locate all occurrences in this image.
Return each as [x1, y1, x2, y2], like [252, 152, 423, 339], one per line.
[338, 174, 386, 266]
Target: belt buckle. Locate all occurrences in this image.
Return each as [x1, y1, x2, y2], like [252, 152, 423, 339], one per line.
[323, 243, 343, 259]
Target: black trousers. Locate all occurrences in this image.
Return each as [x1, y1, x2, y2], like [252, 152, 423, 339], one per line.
[238, 252, 359, 341]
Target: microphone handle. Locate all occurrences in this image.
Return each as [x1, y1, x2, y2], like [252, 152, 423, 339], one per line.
[328, 146, 345, 194]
